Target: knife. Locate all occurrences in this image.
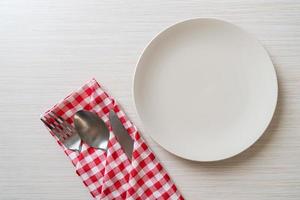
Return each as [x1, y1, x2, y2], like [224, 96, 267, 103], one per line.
[109, 110, 134, 161]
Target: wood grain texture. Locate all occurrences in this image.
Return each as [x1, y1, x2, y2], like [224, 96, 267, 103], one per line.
[0, 0, 299, 199]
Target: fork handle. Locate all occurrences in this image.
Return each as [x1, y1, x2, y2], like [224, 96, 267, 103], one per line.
[64, 134, 82, 152]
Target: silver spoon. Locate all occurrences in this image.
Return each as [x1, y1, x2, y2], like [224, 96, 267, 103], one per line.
[73, 110, 109, 151]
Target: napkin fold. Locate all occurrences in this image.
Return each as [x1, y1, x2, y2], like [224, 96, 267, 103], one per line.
[41, 79, 184, 200]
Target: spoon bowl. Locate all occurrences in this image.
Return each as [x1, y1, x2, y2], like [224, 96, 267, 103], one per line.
[74, 110, 110, 150]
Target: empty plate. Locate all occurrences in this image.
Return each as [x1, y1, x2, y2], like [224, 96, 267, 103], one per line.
[133, 18, 278, 161]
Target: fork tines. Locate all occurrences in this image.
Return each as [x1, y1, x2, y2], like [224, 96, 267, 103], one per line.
[41, 111, 82, 151]
[41, 111, 69, 140]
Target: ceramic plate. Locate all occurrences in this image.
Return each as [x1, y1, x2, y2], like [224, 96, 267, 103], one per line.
[133, 18, 277, 161]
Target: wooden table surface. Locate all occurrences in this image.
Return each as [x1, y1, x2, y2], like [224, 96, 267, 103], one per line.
[0, 0, 299, 199]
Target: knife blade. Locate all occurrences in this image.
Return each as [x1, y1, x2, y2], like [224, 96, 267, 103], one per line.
[109, 110, 134, 161]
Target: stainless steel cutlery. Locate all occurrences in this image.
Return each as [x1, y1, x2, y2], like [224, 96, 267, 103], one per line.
[74, 110, 110, 151]
[41, 109, 134, 161]
[41, 111, 82, 151]
[109, 110, 134, 161]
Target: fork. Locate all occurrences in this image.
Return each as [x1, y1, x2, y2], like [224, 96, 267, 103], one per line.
[41, 111, 82, 151]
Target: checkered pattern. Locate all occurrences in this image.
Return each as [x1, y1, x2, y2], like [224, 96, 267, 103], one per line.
[41, 79, 184, 200]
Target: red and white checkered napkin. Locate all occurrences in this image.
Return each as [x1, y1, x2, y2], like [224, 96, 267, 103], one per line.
[41, 79, 184, 200]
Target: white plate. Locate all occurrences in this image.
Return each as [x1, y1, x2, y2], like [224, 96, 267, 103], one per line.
[133, 18, 278, 161]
